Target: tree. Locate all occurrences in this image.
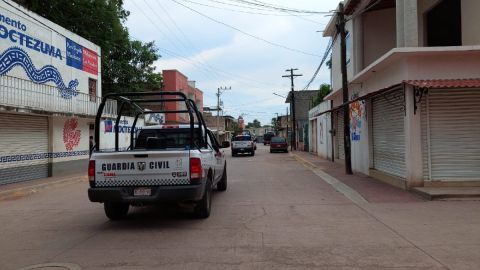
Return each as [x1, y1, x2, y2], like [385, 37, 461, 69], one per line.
[312, 84, 332, 107]
[13, 0, 162, 94]
[246, 119, 261, 129]
[227, 121, 242, 135]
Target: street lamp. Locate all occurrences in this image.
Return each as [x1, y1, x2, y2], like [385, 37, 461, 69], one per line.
[273, 92, 287, 98]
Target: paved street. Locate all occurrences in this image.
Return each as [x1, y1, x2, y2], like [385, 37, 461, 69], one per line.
[1, 145, 480, 270]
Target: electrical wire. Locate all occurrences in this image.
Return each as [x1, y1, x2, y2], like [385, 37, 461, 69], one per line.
[177, 0, 315, 17]
[301, 33, 337, 90]
[131, 3, 286, 90]
[225, 0, 331, 14]
[171, 0, 323, 58]
[346, 0, 384, 21]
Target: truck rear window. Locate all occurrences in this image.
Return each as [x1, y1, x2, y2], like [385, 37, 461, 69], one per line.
[135, 128, 202, 150]
[233, 136, 251, 141]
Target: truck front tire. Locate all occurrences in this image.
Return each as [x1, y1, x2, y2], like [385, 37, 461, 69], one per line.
[104, 202, 129, 220]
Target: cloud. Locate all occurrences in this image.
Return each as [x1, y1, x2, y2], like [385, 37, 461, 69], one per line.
[124, 0, 338, 124]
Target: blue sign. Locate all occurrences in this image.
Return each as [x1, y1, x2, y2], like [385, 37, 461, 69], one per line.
[66, 38, 83, 70]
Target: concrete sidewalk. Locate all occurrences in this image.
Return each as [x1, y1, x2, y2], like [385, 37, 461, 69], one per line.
[0, 173, 87, 201]
[290, 151, 424, 203]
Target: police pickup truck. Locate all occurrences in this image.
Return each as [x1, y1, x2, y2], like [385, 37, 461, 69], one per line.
[88, 92, 229, 219]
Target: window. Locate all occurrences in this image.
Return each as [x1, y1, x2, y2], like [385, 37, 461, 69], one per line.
[89, 78, 97, 102]
[135, 128, 202, 150]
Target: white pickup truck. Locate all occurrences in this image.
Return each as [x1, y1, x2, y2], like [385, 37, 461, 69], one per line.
[88, 92, 229, 219]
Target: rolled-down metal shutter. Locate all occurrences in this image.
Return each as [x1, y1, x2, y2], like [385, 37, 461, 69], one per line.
[0, 113, 48, 184]
[421, 89, 480, 181]
[336, 111, 345, 160]
[372, 90, 406, 178]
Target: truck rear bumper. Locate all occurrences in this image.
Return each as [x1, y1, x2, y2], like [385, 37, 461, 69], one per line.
[88, 183, 205, 204]
[232, 147, 254, 153]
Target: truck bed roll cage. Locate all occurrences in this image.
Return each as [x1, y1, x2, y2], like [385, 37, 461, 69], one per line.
[94, 91, 208, 152]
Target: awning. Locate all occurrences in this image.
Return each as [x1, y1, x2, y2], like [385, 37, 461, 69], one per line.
[403, 79, 480, 89]
[310, 78, 480, 119]
[310, 83, 402, 118]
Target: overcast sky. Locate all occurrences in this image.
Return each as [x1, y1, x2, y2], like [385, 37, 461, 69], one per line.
[124, 0, 338, 125]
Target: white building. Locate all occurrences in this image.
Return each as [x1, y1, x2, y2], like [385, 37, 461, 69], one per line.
[0, 1, 113, 184]
[311, 0, 480, 189]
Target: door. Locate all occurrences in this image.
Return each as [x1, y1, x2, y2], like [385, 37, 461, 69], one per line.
[421, 89, 480, 181]
[0, 113, 49, 184]
[372, 90, 406, 178]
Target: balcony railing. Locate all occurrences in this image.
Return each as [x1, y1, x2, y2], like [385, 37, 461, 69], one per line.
[0, 75, 116, 117]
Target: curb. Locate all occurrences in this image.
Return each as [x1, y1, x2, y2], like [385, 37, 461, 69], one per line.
[0, 175, 86, 201]
[289, 152, 369, 205]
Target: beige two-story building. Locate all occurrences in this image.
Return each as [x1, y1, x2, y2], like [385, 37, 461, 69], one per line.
[317, 0, 480, 189]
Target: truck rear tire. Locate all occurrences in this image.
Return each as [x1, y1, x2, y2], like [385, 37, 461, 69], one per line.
[217, 164, 227, 191]
[104, 202, 129, 220]
[193, 180, 212, 219]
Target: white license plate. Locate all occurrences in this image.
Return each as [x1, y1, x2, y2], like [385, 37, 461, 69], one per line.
[134, 187, 151, 196]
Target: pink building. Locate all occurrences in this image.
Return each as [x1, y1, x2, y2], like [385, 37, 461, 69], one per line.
[162, 70, 203, 124]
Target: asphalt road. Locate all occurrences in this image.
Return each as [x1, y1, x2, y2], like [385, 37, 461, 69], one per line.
[1, 145, 479, 269]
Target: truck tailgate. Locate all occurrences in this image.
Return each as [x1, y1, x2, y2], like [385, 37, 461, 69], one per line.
[93, 151, 191, 187]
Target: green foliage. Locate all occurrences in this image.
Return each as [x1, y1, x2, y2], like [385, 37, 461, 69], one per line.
[13, 0, 162, 94]
[312, 84, 331, 107]
[246, 119, 261, 129]
[271, 117, 277, 127]
[228, 121, 242, 134]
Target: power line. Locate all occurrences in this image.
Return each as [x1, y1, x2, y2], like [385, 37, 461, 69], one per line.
[177, 0, 317, 17]
[226, 0, 331, 14]
[302, 34, 337, 90]
[130, 4, 286, 90]
[171, 0, 322, 58]
[346, 0, 383, 21]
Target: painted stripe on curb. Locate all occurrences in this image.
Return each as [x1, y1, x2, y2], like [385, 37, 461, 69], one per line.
[291, 153, 369, 205]
[0, 176, 86, 201]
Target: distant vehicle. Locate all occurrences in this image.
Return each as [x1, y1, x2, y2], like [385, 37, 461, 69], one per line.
[231, 135, 255, 156]
[263, 132, 275, 145]
[269, 137, 288, 153]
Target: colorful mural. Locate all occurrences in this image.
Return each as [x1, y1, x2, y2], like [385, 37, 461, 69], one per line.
[63, 118, 81, 151]
[350, 94, 365, 141]
[0, 47, 79, 99]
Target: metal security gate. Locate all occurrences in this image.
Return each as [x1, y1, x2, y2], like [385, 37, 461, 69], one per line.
[310, 119, 317, 153]
[0, 113, 49, 184]
[372, 90, 406, 178]
[336, 111, 345, 160]
[421, 89, 480, 181]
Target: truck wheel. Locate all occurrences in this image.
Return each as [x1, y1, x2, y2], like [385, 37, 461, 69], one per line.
[104, 202, 129, 220]
[232, 151, 236, 157]
[193, 179, 212, 219]
[217, 164, 227, 191]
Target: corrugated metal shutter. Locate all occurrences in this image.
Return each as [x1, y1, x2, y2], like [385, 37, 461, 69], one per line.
[421, 89, 480, 181]
[0, 113, 48, 184]
[336, 111, 345, 160]
[372, 90, 406, 178]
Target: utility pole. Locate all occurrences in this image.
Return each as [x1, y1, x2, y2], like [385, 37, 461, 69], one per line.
[282, 68, 302, 151]
[337, 3, 353, 174]
[275, 112, 279, 135]
[216, 86, 231, 140]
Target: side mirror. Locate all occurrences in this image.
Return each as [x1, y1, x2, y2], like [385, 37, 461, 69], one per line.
[221, 141, 230, 148]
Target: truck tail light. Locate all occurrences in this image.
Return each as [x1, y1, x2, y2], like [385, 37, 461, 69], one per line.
[88, 160, 95, 185]
[190, 157, 202, 181]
